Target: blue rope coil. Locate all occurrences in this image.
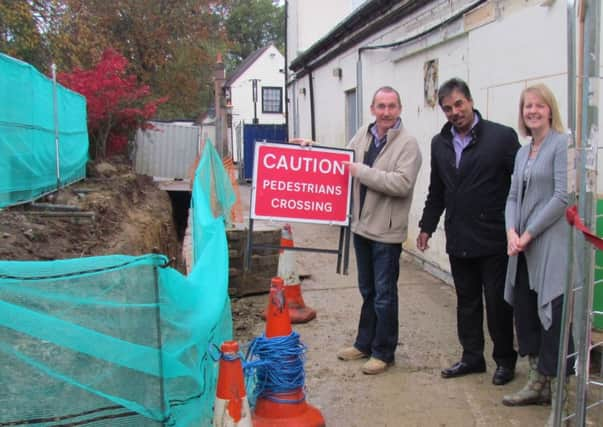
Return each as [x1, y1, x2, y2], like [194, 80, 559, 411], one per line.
[243, 332, 307, 406]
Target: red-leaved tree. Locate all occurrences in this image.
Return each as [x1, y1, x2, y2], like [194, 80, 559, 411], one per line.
[58, 48, 167, 159]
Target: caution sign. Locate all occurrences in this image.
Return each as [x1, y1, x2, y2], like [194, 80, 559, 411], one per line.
[251, 142, 353, 225]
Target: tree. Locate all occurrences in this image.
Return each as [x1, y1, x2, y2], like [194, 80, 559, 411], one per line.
[58, 48, 167, 159]
[0, 0, 46, 68]
[223, 0, 284, 70]
[40, 0, 111, 72]
[48, 0, 228, 121]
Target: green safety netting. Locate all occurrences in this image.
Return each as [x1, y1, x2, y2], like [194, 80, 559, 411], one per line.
[0, 141, 235, 426]
[0, 52, 88, 208]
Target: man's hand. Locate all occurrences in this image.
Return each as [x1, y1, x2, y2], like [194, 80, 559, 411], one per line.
[342, 161, 360, 177]
[416, 231, 430, 252]
[289, 138, 314, 147]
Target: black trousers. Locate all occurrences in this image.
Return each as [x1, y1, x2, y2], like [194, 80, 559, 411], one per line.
[449, 254, 517, 369]
[514, 253, 574, 377]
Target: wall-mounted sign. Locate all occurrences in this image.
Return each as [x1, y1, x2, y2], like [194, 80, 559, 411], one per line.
[251, 142, 354, 225]
[424, 59, 438, 108]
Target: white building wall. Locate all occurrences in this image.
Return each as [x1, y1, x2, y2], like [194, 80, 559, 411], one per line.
[287, 0, 363, 141]
[229, 45, 286, 162]
[290, 0, 574, 278]
[392, 35, 471, 271]
[312, 65, 348, 148]
[287, 0, 361, 64]
[230, 45, 286, 126]
[290, 74, 312, 139]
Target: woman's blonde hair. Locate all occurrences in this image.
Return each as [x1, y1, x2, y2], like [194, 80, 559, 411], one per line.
[518, 83, 565, 137]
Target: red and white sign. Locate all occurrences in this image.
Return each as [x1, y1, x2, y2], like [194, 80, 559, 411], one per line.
[251, 142, 353, 225]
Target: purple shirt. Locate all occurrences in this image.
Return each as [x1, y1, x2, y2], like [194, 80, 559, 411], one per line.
[370, 118, 401, 148]
[451, 114, 479, 168]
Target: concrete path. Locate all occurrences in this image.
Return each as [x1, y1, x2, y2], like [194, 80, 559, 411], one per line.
[286, 220, 550, 427]
[234, 182, 570, 425]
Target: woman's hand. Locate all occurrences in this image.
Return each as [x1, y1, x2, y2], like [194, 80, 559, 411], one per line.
[507, 229, 520, 256]
[517, 231, 533, 252]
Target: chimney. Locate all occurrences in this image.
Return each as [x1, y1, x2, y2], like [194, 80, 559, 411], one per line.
[213, 52, 229, 158]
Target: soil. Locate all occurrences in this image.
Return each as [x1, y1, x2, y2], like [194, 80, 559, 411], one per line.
[0, 157, 183, 267]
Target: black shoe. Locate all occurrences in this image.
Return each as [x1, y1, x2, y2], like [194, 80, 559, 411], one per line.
[441, 361, 486, 379]
[492, 365, 515, 385]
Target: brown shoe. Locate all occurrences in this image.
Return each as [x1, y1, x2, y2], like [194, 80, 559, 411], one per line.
[336, 346, 368, 361]
[361, 357, 391, 375]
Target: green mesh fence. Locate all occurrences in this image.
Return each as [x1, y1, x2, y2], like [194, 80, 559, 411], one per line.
[0, 141, 235, 426]
[0, 53, 88, 208]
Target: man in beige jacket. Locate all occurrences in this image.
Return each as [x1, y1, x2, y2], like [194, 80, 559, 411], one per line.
[335, 86, 422, 374]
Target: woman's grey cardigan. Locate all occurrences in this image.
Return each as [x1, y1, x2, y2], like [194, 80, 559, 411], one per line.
[504, 130, 569, 330]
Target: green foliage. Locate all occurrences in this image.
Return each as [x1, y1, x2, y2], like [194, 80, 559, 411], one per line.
[49, 0, 228, 121]
[0, 0, 46, 69]
[223, 0, 285, 71]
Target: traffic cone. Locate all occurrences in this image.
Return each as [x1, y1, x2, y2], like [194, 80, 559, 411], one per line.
[213, 341, 252, 427]
[262, 224, 317, 323]
[253, 277, 325, 427]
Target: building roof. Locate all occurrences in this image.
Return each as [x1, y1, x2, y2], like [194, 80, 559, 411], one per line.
[225, 43, 276, 87]
[289, 0, 425, 76]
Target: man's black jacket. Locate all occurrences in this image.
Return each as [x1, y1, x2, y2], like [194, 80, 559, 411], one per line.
[418, 110, 520, 258]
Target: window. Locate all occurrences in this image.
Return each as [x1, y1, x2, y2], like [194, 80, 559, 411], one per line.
[345, 89, 357, 142]
[262, 87, 282, 113]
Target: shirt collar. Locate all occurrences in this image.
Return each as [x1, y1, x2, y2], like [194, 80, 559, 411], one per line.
[450, 113, 479, 140]
[370, 118, 401, 146]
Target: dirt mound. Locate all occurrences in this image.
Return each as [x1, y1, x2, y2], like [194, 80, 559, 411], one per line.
[0, 157, 183, 269]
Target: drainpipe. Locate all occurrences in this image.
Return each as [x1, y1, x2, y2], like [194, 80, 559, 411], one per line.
[567, 0, 576, 134]
[356, 51, 364, 127]
[284, 0, 289, 139]
[308, 68, 316, 141]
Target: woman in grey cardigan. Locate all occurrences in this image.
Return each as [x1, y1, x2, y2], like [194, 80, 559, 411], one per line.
[501, 84, 573, 425]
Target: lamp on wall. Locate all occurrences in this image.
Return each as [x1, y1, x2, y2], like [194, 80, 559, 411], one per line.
[332, 67, 342, 80]
[299, 87, 307, 96]
[223, 86, 232, 107]
[226, 100, 233, 127]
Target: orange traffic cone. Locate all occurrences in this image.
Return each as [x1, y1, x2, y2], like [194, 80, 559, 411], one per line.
[262, 224, 317, 324]
[213, 341, 252, 427]
[253, 277, 325, 427]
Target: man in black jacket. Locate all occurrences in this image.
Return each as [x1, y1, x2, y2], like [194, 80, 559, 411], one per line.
[417, 78, 519, 385]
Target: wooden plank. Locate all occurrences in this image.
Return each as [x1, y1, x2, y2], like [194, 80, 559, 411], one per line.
[463, 2, 496, 32]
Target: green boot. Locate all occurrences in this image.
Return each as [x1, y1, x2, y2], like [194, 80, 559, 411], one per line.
[502, 356, 551, 406]
[546, 377, 569, 427]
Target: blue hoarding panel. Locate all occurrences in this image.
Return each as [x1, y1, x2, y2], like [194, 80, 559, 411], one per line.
[243, 124, 287, 180]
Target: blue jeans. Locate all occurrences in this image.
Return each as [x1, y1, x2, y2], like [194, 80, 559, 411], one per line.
[353, 233, 402, 363]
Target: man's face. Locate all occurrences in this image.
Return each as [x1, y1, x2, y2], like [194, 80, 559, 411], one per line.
[370, 91, 401, 135]
[440, 89, 475, 134]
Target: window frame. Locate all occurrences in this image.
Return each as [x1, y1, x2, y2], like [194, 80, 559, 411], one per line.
[261, 86, 283, 114]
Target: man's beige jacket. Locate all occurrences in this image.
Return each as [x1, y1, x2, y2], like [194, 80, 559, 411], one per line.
[347, 122, 422, 244]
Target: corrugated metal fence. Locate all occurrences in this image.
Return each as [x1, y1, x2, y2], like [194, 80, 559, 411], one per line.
[134, 122, 200, 179]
